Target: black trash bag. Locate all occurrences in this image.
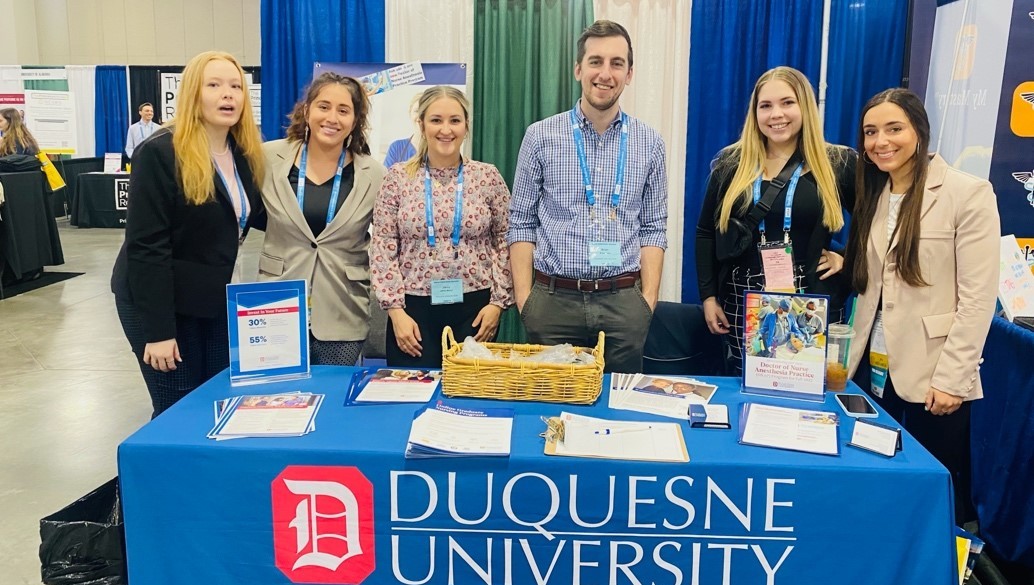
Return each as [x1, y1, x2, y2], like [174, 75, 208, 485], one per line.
[39, 478, 127, 585]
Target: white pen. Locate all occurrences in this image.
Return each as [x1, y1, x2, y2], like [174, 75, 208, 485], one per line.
[595, 426, 651, 435]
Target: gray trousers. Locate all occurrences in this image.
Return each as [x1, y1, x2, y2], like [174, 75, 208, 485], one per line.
[520, 280, 654, 373]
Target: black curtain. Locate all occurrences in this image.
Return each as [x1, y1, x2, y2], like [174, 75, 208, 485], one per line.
[128, 66, 163, 124]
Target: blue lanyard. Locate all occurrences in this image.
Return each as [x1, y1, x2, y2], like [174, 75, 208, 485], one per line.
[424, 159, 464, 248]
[752, 164, 803, 243]
[297, 143, 349, 226]
[213, 153, 248, 232]
[138, 123, 151, 142]
[570, 107, 628, 215]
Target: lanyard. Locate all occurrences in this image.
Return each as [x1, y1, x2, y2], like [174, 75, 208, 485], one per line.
[570, 107, 628, 216]
[214, 153, 248, 232]
[297, 143, 349, 226]
[424, 159, 464, 248]
[752, 164, 803, 243]
[139, 122, 152, 142]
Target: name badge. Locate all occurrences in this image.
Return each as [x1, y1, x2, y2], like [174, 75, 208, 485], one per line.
[431, 279, 464, 305]
[758, 242, 796, 293]
[869, 311, 889, 399]
[589, 241, 621, 267]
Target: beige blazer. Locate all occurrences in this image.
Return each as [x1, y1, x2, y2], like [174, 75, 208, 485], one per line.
[257, 139, 387, 341]
[847, 154, 1000, 403]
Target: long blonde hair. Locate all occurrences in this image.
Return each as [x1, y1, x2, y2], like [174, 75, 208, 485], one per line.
[172, 51, 264, 205]
[403, 86, 470, 177]
[716, 67, 843, 232]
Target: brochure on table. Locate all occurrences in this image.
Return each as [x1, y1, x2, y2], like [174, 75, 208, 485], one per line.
[209, 391, 323, 440]
[998, 235, 1034, 321]
[741, 290, 829, 401]
[226, 280, 309, 386]
[103, 153, 122, 174]
[608, 373, 718, 420]
[348, 368, 442, 405]
[405, 400, 514, 458]
[738, 402, 840, 456]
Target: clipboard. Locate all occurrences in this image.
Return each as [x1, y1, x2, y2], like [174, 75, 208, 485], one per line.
[542, 416, 690, 463]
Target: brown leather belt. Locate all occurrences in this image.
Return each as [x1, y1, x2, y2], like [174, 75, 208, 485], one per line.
[535, 271, 640, 293]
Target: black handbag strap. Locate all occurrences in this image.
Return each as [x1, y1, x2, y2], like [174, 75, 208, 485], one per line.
[742, 149, 804, 230]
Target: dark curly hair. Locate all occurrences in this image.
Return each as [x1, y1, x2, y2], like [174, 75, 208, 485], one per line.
[285, 72, 371, 156]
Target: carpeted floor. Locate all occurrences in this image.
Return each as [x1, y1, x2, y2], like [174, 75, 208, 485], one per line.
[0, 270, 84, 300]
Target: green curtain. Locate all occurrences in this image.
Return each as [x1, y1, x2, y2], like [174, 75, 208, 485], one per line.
[23, 67, 69, 91]
[473, 0, 593, 344]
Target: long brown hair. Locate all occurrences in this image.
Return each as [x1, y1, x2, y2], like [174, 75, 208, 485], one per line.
[716, 67, 844, 233]
[285, 72, 371, 157]
[0, 108, 40, 156]
[172, 51, 265, 206]
[846, 88, 931, 292]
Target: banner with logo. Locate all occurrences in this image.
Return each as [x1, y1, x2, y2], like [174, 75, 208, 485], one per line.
[925, 0, 1034, 275]
[313, 62, 467, 165]
[118, 371, 956, 585]
[988, 1, 1034, 273]
[226, 280, 309, 386]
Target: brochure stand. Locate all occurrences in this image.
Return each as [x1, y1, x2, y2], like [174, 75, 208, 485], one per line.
[226, 280, 310, 386]
[740, 290, 829, 401]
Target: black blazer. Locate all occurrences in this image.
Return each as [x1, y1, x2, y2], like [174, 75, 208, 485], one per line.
[111, 128, 264, 342]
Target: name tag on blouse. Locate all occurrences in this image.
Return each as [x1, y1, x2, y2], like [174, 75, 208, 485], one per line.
[589, 241, 621, 267]
[431, 279, 464, 305]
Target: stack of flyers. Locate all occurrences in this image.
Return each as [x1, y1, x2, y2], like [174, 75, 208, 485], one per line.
[405, 400, 514, 458]
[608, 374, 719, 420]
[208, 391, 323, 440]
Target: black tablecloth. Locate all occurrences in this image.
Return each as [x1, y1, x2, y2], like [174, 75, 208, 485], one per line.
[71, 173, 128, 228]
[54, 157, 104, 218]
[0, 171, 65, 280]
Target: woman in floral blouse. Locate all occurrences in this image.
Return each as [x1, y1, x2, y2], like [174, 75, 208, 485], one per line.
[371, 86, 513, 367]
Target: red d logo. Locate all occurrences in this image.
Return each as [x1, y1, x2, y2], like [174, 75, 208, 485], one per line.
[272, 466, 375, 584]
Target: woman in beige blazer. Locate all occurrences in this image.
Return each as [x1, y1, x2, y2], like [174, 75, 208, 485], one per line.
[256, 73, 387, 365]
[844, 89, 999, 523]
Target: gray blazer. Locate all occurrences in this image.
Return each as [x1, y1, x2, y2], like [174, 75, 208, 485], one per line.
[257, 139, 387, 341]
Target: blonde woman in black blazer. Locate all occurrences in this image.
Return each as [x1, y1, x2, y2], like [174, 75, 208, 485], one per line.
[256, 73, 387, 365]
[111, 51, 265, 417]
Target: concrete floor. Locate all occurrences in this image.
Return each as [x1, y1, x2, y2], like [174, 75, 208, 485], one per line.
[0, 221, 263, 585]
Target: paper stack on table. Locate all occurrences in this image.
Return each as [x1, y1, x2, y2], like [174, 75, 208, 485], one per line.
[405, 400, 514, 458]
[608, 373, 718, 420]
[208, 391, 323, 440]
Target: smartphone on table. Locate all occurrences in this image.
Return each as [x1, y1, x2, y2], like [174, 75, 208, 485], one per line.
[834, 393, 878, 418]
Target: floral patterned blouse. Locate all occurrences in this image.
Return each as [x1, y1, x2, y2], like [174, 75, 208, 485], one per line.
[371, 160, 514, 310]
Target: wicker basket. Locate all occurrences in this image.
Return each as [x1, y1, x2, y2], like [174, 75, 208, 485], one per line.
[440, 326, 605, 404]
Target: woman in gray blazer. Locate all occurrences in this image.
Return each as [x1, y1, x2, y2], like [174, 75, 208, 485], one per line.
[256, 73, 387, 365]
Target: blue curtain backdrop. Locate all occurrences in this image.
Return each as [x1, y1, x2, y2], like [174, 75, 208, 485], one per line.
[824, 0, 909, 149]
[260, 0, 385, 140]
[94, 66, 129, 156]
[681, 0, 823, 303]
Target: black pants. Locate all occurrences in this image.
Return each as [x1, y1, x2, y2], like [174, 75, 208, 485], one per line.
[853, 358, 973, 524]
[386, 289, 491, 368]
[116, 297, 229, 418]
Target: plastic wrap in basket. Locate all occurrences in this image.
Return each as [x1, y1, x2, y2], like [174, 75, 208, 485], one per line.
[440, 326, 605, 404]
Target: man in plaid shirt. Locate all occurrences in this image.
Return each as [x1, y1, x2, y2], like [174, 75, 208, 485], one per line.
[508, 20, 667, 373]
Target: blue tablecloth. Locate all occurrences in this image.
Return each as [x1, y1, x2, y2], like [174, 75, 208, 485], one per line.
[118, 368, 956, 585]
[974, 316, 1034, 568]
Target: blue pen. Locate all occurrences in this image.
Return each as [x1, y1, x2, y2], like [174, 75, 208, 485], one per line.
[594, 426, 651, 435]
